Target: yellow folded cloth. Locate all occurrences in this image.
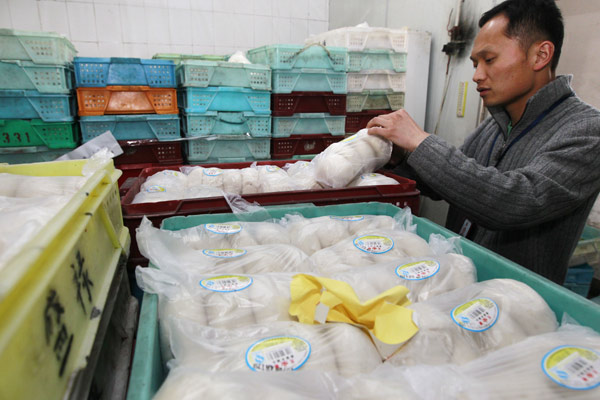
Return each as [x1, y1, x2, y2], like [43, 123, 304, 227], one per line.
[289, 274, 419, 345]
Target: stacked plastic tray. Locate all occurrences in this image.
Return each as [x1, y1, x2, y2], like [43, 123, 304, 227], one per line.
[0, 29, 78, 163]
[247, 44, 347, 159]
[74, 56, 181, 168]
[306, 27, 408, 132]
[174, 55, 272, 163]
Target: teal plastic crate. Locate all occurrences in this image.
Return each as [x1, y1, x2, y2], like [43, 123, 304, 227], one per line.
[0, 119, 78, 148]
[177, 87, 271, 114]
[0, 61, 73, 93]
[347, 50, 407, 72]
[0, 90, 74, 122]
[271, 113, 346, 138]
[153, 53, 229, 63]
[126, 202, 600, 400]
[564, 264, 594, 297]
[185, 136, 270, 163]
[79, 114, 180, 142]
[569, 225, 600, 269]
[346, 90, 405, 112]
[246, 44, 347, 72]
[73, 57, 176, 88]
[0, 28, 77, 64]
[0, 146, 73, 164]
[272, 68, 347, 94]
[176, 60, 271, 90]
[182, 111, 271, 137]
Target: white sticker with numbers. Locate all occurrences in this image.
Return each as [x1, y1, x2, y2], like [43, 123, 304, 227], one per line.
[353, 235, 394, 254]
[199, 275, 252, 292]
[203, 168, 223, 176]
[202, 249, 247, 259]
[451, 298, 499, 332]
[396, 260, 440, 280]
[146, 185, 166, 193]
[330, 215, 365, 222]
[246, 336, 311, 372]
[205, 223, 243, 235]
[542, 346, 600, 390]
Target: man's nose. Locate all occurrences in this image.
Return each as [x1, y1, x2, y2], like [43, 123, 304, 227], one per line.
[473, 64, 485, 83]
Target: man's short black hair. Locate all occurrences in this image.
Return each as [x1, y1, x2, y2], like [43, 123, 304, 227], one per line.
[479, 0, 564, 71]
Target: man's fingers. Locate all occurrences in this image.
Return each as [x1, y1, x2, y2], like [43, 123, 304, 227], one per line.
[367, 126, 388, 138]
[366, 116, 389, 129]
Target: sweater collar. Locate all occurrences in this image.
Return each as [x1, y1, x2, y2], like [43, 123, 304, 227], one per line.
[488, 75, 574, 137]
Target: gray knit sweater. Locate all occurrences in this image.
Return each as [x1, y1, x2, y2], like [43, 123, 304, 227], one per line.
[401, 75, 600, 283]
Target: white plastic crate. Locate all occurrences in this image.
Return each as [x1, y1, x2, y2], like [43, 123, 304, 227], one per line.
[306, 27, 408, 52]
[347, 71, 406, 93]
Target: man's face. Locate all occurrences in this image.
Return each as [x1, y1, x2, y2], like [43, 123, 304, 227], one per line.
[470, 15, 536, 110]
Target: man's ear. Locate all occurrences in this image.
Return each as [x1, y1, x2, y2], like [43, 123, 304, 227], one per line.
[532, 40, 555, 71]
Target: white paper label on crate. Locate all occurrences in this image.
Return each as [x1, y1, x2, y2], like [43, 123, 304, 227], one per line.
[542, 346, 600, 390]
[341, 134, 358, 143]
[266, 166, 280, 173]
[161, 170, 182, 178]
[203, 168, 223, 177]
[451, 298, 499, 332]
[246, 336, 311, 372]
[202, 249, 247, 259]
[200, 275, 252, 292]
[396, 260, 440, 281]
[205, 223, 243, 235]
[330, 215, 365, 222]
[353, 235, 394, 254]
[146, 185, 166, 193]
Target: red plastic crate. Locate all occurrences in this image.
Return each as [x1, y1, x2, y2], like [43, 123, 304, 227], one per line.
[121, 160, 420, 266]
[115, 139, 183, 166]
[345, 109, 393, 133]
[116, 162, 182, 197]
[272, 92, 346, 116]
[271, 134, 343, 159]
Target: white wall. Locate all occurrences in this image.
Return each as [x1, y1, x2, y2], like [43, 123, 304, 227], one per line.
[1, 0, 330, 57]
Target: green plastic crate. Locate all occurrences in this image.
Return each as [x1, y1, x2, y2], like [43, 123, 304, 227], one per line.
[185, 136, 270, 163]
[247, 44, 347, 72]
[0, 119, 78, 149]
[271, 113, 346, 138]
[272, 68, 347, 94]
[0, 28, 77, 64]
[347, 50, 407, 72]
[176, 60, 271, 90]
[126, 202, 600, 400]
[346, 90, 405, 112]
[182, 111, 271, 138]
[0, 60, 73, 93]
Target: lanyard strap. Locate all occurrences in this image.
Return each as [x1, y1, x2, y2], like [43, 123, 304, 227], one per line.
[485, 93, 573, 167]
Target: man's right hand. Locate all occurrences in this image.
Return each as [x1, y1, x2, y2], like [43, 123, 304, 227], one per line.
[366, 109, 430, 152]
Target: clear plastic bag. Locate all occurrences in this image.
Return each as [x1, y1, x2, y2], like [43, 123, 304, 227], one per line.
[348, 173, 399, 187]
[167, 318, 383, 377]
[284, 161, 323, 190]
[0, 173, 86, 198]
[132, 169, 188, 203]
[311, 129, 392, 188]
[255, 165, 297, 192]
[387, 279, 559, 366]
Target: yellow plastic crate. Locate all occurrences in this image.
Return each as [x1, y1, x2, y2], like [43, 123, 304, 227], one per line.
[0, 159, 130, 400]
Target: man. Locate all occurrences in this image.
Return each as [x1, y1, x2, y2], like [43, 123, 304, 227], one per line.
[367, 0, 600, 284]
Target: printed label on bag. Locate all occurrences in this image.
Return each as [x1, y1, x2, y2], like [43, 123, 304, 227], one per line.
[266, 166, 280, 172]
[330, 215, 365, 222]
[205, 223, 243, 234]
[353, 235, 394, 254]
[146, 185, 166, 193]
[542, 346, 600, 390]
[360, 173, 378, 179]
[203, 168, 223, 177]
[202, 249, 247, 258]
[341, 134, 358, 143]
[451, 298, 499, 332]
[161, 170, 181, 178]
[246, 336, 311, 372]
[396, 260, 440, 280]
[199, 275, 252, 292]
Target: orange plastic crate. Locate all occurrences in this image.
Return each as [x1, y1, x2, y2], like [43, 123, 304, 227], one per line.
[76, 86, 178, 116]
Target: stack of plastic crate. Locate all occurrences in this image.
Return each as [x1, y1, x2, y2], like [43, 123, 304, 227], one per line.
[247, 44, 347, 160]
[74, 57, 181, 167]
[306, 27, 408, 133]
[174, 56, 272, 163]
[0, 29, 78, 163]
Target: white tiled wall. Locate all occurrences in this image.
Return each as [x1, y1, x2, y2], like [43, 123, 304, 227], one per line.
[1, 0, 329, 57]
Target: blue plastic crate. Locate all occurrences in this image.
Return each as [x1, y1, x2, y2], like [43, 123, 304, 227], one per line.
[563, 282, 591, 298]
[0, 61, 73, 94]
[185, 136, 270, 163]
[74, 57, 176, 88]
[176, 60, 271, 90]
[79, 114, 180, 142]
[272, 68, 347, 94]
[564, 263, 595, 285]
[347, 50, 407, 72]
[272, 113, 346, 138]
[246, 44, 347, 72]
[182, 111, 271, 138]
[177, 87, 271, 114]
[0, 90, 74, 122]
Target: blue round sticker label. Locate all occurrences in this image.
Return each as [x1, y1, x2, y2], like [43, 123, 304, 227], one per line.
[353, 235, 394, 254]
[202, 249, 246, 258]
[451, 298, 499, 332]
[199, 275, 253, 292]
[396, 260, 440, 281]
[246, 336, 311, 372]
[542, 346, 600, 390]
[205, 223, 243, 235]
